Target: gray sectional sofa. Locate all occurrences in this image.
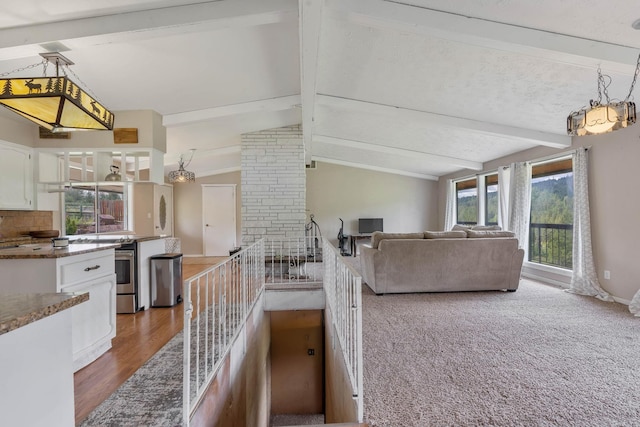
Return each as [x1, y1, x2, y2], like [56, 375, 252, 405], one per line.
[359, 229, 525, 295]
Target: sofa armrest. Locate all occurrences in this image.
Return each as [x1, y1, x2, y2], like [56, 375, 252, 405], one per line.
[507, 248, 525, 290]
[359, 245, 382, 294]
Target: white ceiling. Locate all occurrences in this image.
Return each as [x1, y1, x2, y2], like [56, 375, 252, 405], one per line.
[1, 0, 640, 180]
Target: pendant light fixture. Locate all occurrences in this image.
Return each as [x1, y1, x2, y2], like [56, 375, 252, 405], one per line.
[168, 149, 196, 183]
[567, 53, 640, 136]
[0, 52, 114, 132]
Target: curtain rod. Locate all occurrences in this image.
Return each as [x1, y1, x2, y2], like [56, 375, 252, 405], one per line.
[451, 146, 592, 182]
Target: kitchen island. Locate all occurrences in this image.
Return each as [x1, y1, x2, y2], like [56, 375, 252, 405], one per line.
[0, 243, 119, 371]
[0, 292, 88, 427]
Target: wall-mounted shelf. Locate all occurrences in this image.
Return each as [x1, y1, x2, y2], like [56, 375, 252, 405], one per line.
[35, 148, 165, 186]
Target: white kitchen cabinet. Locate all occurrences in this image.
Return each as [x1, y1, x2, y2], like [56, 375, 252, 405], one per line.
[0, 140, 33, 209]
[0, 247, 117, 371]
[34, 151, 62, 211]
[137, 238, 167, 310]
[133, 183, 174, 237]
[58, 253, 117, 371]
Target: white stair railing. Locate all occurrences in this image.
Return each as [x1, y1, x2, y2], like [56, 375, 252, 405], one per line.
[323, 240, 364, 422]
[182, 239, 264, 426]
[264, 237, 323, 285]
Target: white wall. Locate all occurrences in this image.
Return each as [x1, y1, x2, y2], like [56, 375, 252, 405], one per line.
[0, 114, 36, 147]
[437, 125, 640, 302]
[307, 162, 439, 247]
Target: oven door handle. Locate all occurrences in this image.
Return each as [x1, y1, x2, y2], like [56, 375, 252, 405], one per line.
[84, 265, 101, 272]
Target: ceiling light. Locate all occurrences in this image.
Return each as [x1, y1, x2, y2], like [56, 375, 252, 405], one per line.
[0, 52, 114, 132]
[567, 54, 640, 136]
[168, 150, 196, 183]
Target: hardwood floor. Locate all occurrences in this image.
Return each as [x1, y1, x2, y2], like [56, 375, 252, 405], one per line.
[74, 257, 227, 425]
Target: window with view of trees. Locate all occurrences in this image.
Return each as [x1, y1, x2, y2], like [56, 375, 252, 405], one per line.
[456, 178, 477, 225]
[65, 185, 128, 235]
[529, 158, 573, 269]
[485, 174, 498, 225]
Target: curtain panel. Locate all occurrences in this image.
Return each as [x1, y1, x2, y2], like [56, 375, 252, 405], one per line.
[497, 166, 511, 230]
[566, 149, 613, 301]
[444, 179, 456, 231]
[630, 290, 640, 316]
[507, 162, 531, 252]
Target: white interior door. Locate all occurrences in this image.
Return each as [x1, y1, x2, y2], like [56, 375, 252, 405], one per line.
[153, 184, 173, 236]
[202, 185, 236, 256]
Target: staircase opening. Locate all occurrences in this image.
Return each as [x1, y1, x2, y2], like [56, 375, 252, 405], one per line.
[269, 310, 325, 426]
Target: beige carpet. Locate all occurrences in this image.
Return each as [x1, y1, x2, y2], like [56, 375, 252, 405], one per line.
[360, 278, 640, 426]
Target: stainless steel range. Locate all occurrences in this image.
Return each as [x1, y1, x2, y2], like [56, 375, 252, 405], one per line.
[72, 235, 141, 313]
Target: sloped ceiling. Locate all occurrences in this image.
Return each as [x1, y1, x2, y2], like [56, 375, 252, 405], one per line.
[1, 0, 639, 180]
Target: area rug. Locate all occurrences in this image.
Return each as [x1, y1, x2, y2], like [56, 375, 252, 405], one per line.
[361, 279, 640, 426]
[79, 304, 236, 427]
[79, 331, 183, 426]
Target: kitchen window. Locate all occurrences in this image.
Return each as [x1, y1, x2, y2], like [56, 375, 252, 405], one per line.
[64, 184, 131, 235]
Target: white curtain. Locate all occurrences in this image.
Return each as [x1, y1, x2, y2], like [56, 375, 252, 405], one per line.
[497, 166, 511, 230]
[630, 290, 640, 316]
[444, 179, 456, 231]
[507, 162, 531, 251]
[566, 149, 613, 301]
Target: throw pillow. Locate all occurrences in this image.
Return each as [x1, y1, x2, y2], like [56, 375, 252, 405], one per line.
[452, 224, 471, 231]
[371, 232, 424, 249]
[424, 230, 467, 239]
[471, 225, 502, 231]
[466, 230, 516, 238]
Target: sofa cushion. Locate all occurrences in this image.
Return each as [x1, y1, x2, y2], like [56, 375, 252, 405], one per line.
[371, 232, 424, 249]
[424, 230, 467, 239]
[466, 230, 516, 238]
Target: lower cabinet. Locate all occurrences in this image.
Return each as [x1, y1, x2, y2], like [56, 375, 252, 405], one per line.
[0, 248, 117, 372]
[60, 271, 116, 371]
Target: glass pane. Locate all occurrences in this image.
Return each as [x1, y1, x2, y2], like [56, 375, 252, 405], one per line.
[529, 170, 574, 269]
[97, 186, 126, 233]
[485, 178, 498, 225]
[64, 186, 96, 235]
[64, 185, 130, 235]
[484, 174, 498, 225]
[456, 183, 477, 225]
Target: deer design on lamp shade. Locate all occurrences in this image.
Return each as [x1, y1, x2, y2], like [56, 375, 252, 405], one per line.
[90, 100, 100, 115]
[24, 79, 42, 94]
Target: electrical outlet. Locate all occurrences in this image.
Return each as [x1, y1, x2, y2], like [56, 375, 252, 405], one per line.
[604, 270, 611, 280]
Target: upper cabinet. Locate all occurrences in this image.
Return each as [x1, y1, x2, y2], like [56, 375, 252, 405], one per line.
[0, 141, 33, 210]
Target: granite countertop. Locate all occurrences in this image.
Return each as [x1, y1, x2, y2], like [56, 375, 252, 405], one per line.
[0, 243, 120, 259]
[70, 234, 164, 243]
[0, 292, 89, 335]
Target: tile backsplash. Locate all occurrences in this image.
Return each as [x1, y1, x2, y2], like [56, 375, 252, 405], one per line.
[0, 210, 54, 239]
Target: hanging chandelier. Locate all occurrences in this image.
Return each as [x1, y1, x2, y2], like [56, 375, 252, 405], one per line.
[0, 52, 114, 132]
[567, 53, 640, 136]
[168, 150, 196, 183]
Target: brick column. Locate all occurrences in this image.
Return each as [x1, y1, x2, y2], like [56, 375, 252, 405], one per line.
[241, 125, 306, 245]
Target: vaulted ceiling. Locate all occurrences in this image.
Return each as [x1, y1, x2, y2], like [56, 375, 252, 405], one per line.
[1, 0, 640, 180]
